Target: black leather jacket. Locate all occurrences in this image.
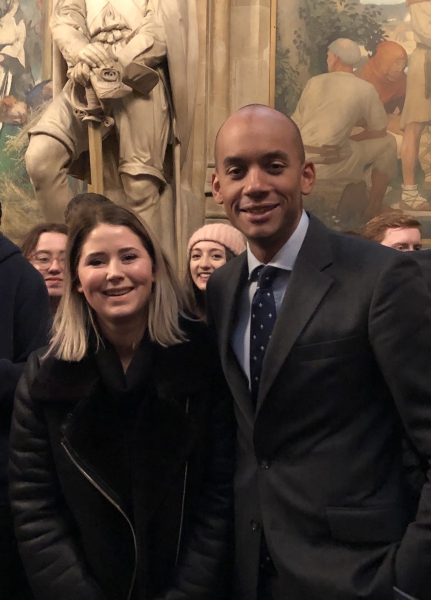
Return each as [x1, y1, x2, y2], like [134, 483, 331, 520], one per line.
[9, 319, 235, 600]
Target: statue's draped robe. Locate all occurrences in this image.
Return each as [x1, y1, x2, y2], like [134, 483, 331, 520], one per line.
[34, 0, 198, 263]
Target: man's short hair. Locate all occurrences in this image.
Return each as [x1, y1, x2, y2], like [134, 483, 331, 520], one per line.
[362, 213, 421, 243]
[64, 193, 113, 225]
[214, 104, 306, 169]
[328, 38, 361, 66]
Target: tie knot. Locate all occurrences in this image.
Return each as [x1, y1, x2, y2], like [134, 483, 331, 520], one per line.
[256, 266, 279, 289]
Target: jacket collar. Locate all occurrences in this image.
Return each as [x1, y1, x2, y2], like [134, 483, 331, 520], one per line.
[219, 214, 335, 417]
[31, 329, 209, 404]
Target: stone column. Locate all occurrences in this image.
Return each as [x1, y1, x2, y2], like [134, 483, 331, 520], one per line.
[204, 0, 272, 221]
[205, 0, 232, 221]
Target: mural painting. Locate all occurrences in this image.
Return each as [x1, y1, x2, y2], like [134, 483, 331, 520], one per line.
[0, 0, 51, 239]
[273, 0, 431, 239]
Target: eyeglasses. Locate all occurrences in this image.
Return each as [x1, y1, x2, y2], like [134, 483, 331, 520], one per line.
[31, 252, 66, 269]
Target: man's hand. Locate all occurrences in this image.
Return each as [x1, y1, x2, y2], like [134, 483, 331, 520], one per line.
[69, 61, 91, 86]
[78, 43, 116, 69]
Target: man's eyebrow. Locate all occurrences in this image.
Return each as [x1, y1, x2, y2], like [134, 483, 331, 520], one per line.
[222, 151, 289, 168]
[262, 151, 289, 161]
[222, 155, 244, 168]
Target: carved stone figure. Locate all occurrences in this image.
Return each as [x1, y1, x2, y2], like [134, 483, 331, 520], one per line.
[25, 0, 198, 260]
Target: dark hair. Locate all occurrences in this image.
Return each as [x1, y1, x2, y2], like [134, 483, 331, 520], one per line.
[64, 193, 113, 225]
[184, 246, 235, 320]
[362, 214, 421, 243]
[0, 200, 2, 224]
[20, 222, 69, 258]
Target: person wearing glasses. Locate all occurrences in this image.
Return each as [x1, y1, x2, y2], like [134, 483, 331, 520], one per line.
[21, 223, 68, 314]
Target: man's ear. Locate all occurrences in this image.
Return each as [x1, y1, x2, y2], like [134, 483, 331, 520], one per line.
[212, 172, 224, 205]
[301, 161, 316, 196]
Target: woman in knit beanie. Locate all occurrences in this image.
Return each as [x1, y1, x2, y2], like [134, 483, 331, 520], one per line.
[185, 223, 246, 319]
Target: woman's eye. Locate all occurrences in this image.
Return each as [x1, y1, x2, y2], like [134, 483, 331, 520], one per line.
[88, 259, 103, 266]
[191, 254, 201, 260]
[212, 254, 223, 260]
[122, 253, 137, 262]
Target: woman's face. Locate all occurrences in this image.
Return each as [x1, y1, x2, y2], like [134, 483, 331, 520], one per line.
[189, 241, 227, 291]
[77, 224, 154, 330]
[387, 57, 407, 82]
[30, 232, 67, 298]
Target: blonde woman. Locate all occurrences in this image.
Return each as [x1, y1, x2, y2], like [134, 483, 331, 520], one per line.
[9, 203, 235, 600]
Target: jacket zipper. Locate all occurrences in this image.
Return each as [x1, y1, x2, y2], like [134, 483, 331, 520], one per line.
[175, 396, 190, 565]
[61, 439, 138, 600]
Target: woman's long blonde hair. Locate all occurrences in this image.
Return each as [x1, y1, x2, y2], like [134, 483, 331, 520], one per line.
[49, 203, 188, 361]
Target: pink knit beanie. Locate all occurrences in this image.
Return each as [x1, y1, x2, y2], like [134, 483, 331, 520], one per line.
[187, 223, 246, 257]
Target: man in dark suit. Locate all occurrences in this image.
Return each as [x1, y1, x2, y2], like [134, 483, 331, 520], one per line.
[206, 105, 431, 600]
[414, 250, 431, 293]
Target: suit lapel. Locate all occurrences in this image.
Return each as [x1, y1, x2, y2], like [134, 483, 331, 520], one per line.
[256, 216, 335, 412]
[218, 256, 254, 423]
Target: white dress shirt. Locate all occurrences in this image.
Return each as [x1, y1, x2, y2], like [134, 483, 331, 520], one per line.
[231, 210, 309, 384]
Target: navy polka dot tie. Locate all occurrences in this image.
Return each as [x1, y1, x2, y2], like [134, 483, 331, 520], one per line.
[250, 265, 279, 406]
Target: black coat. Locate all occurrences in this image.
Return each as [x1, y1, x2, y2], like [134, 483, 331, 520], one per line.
[207, 215, 431, 600]
[0, 232, 50, 507]
[413, 249, 431, 293]
[9, 319, 235, 600]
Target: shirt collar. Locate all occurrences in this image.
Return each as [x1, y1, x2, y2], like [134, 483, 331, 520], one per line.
[247, 210, 309, 279]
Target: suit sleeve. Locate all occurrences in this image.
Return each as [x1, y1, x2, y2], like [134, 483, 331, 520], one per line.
[369, 254, 431, 599]
[9, 354, 106, 600]
[0, 265, 50, 416]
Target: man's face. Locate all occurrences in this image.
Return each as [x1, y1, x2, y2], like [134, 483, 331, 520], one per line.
[386, 58, 406, 82]
[212, 109, 315, 257]
[380, 227, 422, 252]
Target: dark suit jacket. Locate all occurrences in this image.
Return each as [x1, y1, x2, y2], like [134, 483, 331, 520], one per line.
[413, 249, 431, 293]
[206, 214, 431, 600]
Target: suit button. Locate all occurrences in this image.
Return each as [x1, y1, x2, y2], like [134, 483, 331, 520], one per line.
[250, 519, 261, 531]
[260, 459, 270, 469]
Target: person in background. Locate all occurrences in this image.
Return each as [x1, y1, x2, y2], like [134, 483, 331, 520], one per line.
[184, 223, 245, 319]
[0, 201, 51, 600]
[9, 203, 235, 600]
[21, 223, 68, 314]
[64, 192, 113, 226]
[361, 213, 422, 251]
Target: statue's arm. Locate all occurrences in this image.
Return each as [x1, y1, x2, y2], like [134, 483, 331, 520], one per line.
[115, 6, 166, 70]
[50, 0, 91, 66]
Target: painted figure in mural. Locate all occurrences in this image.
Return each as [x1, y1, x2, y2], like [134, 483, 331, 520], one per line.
[357, 39, 431, 201]
[24, 0, 198, 259]
[355, 40, 407, 137]
[399, 0, 431, 211]
[291, 38, 397, 218]
[0, 0, 26, 133]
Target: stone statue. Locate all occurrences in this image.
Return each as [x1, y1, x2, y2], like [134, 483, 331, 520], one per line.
[25, 0, 198, 261]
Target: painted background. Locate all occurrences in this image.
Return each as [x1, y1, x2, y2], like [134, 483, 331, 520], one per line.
[275, 0, 431, 236]
[0, 0, 53, 239]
